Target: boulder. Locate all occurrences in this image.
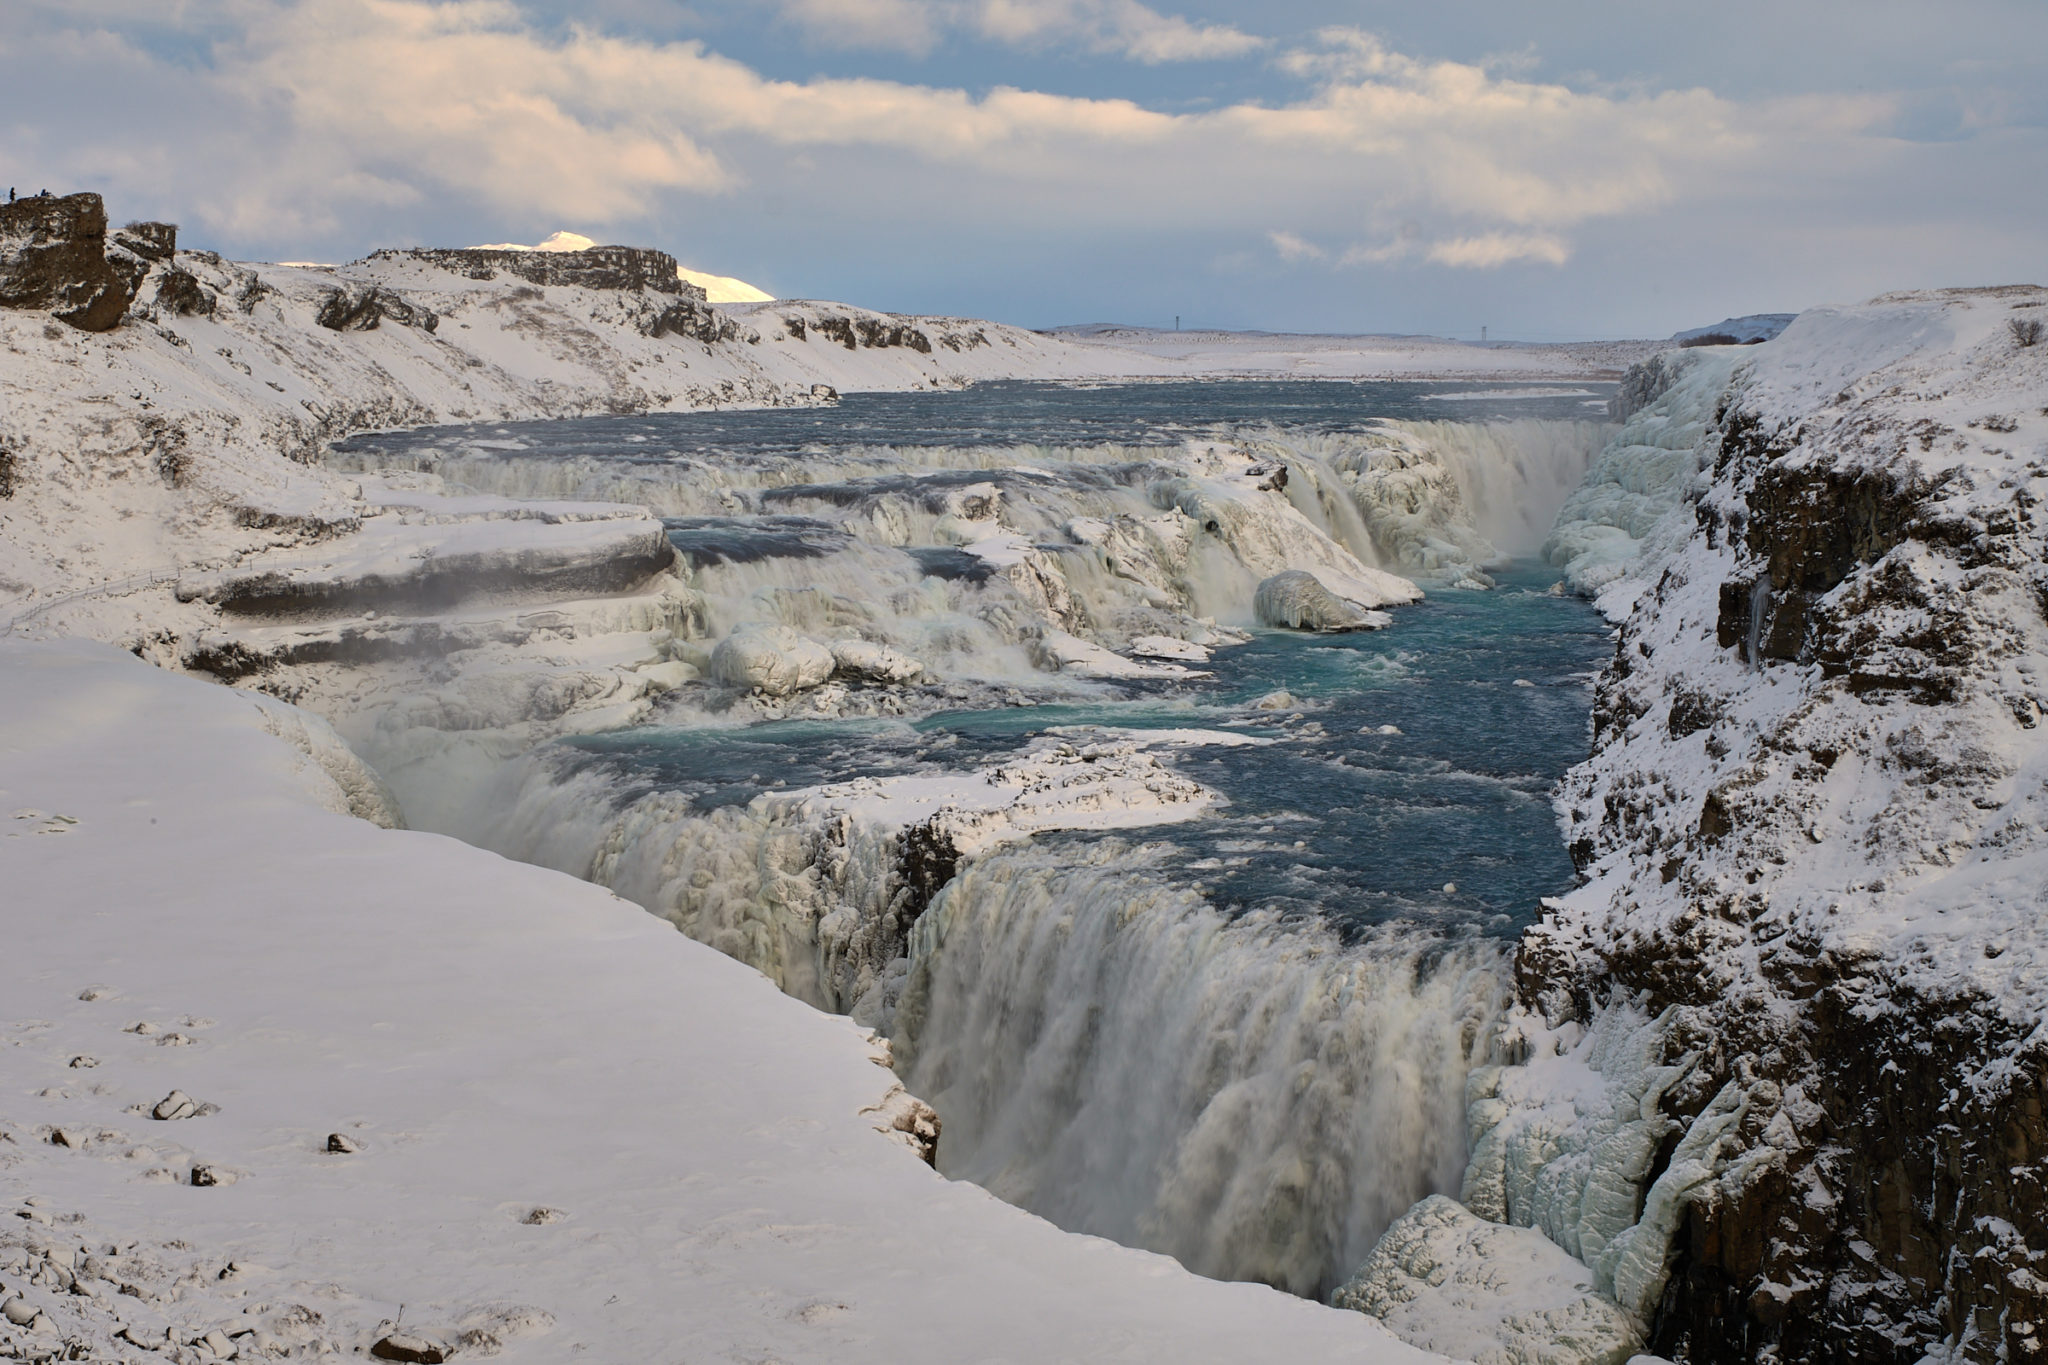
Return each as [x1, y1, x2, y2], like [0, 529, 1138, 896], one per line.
[830, 639, 927, 685]
[1253, 570, 1384, 632]
[371, 1333, 447, 1363]
[0, 192, 135, 331]
[154, 268, 215, 318]
[709, 625, 835, 696]
[316, 285, 437, 333]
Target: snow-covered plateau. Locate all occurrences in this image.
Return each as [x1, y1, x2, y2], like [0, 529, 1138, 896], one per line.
[6, 189, 2046, 1365]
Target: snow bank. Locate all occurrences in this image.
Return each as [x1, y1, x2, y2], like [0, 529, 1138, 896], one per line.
[0, 639, 1437, 1364]
[1332, 1195, 1643, 1365]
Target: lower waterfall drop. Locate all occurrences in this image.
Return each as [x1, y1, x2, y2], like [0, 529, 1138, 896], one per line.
[895, 840, 1507, 1300]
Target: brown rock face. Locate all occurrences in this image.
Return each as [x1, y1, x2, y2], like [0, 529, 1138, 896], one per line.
[0, 192, 139, 331]
[316, 285, 437, 333]
[374, 245, 705, 299]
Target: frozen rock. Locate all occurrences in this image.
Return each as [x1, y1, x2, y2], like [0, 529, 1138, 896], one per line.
[2, 1296, 38, 1327]
[326, 1133, 361, 1154]
[709, 625, 835, 697]
[829, 638, 928, 685]
[371, 1332, 447, 1363]
[635, 660, 698, 693]
[152, 1090, 199, 1120]
[0, 192, 136, 332]
[189, 1164, 234, 1186]
[1127, 635, 1212, 663]
[1253, 571, 1387, 632]
[1333, 1194, 1644, 1365]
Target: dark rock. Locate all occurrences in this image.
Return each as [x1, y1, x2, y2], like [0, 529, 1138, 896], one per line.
[316, 285, 437, 333]
[643, 297, 736, 343]
[811, 314, 934, 353]
[371, 1333, 446, 1363]
[112, 221, 177, 263]
[375, 245, 701, 298]
[154, 269, 214, 318]
[0, 192, 136, 331]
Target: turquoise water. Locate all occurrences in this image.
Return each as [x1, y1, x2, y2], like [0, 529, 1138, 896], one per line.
[567, 559, 1605, 938]
[382, 380, 1615, 940]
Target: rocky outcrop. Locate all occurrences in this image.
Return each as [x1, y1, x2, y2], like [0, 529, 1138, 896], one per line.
[377, 245, 705, 298]
[1253, 570, 1382, 631]
[709, 624, 837, 696]
[317, 285, 438, 333]
[1504, 290, 2048, 1364]
[0, 192, 138, 331]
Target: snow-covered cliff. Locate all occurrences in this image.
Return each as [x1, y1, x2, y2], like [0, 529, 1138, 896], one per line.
[1440, 287, 2048, 1364]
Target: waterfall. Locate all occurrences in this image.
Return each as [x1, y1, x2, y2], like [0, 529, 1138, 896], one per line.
[895, 840, 1508, 1300]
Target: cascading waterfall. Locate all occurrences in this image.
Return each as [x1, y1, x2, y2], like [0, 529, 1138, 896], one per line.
[327, 385, 1612, 1311]
[894, 840, 1507, 1299]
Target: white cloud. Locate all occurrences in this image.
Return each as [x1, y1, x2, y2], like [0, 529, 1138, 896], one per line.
[772, 0, 1261, 63]
[1425, 232, 1570, 268]
[967, 0, 1262, 63]
[3, 0, 1906, 292]
[1267, 230, 1325, 262]
[774, 0, 944, 56]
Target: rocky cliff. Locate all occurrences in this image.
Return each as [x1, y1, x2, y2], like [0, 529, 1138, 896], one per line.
[1500, 288, 2048, 1363]
[0, 192, 177, 331]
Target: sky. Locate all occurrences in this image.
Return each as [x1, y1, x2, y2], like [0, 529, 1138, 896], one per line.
[4, 0, 2044, 338]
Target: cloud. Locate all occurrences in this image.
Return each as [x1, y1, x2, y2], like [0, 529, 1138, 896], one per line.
[1425, 232, 1570, 268]
[771, 0, 1261, 63]
[967, 0, 1262, 63]
[1267, 230, 1325, 262]
[773, 0, 944, 56]
[2, 0, 1905, 296]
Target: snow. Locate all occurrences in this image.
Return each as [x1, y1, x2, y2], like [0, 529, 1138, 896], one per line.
[1332, 1196, 1644, 1365]
[1670, 314, 1795, 345]
[0, 638, 1439, 1364]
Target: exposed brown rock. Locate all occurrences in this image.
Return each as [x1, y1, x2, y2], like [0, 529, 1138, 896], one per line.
[316, 285, 437, 333]
[375, 244, 703, 298]
[0, 192, 137, 331]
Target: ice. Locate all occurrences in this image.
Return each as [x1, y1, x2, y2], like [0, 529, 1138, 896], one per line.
[1332, 1195, 1644, 1365]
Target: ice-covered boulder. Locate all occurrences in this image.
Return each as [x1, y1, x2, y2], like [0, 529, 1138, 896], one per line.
[710, 625, 835, 696]
[1332, 1195, 1643, 1365]
[830, 638, 927, 685]
[1253, 571, 1388, 632]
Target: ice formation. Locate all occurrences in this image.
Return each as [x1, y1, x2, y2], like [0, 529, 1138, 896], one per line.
[1332, 1195, 1644, 1365]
